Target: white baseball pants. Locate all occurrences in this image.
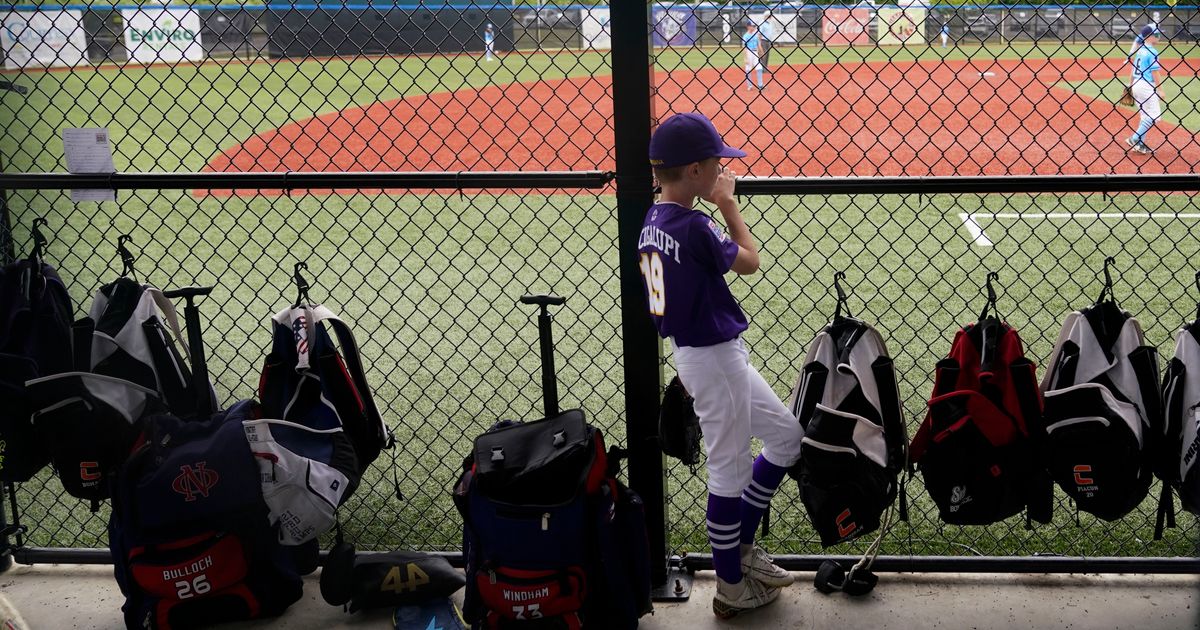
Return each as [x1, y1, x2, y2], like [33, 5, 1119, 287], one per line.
[672, 337, 804, 498]
[1132, 79, 1161, 123]
[744, 49, 760, 71]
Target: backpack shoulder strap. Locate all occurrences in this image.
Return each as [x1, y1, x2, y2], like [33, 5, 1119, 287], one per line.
[314, 312, 388, 447]
[1002, 325, 1054, 525]
[1119, 316, 1161, 426]
[0, 261, 28, 349]
[272, 304, 339, 371]
[862, 322, 908, 519]
[145, 286, 191, 363]
[1042, 311, 1082, 391]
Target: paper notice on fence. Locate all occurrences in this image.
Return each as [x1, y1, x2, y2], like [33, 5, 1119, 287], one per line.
[63, 128, 116, 202]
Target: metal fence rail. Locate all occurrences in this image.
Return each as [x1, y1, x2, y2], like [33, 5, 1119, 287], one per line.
[1, 1, 1198, 587]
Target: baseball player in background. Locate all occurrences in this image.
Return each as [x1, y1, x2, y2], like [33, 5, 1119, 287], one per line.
[759, 12, 774, 72]
[941, 22, 950, 48]
[742, 22, 764, 91]
[641, 113, 802, 618]
[722, 13, 732, 44]
[483, 23, 495, 61]
[1126, 25, 1163, 155]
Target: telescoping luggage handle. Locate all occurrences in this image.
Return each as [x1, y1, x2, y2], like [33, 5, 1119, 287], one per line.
[519, 294, 567, 418]
[162, 285, 215, 417]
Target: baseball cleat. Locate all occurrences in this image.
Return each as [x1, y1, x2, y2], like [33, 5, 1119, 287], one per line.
[712, 577, 781, 619]
[1134, 142, 1153, 155]
[741, 545, 794, 587]
[1126, 137, 1138, 150]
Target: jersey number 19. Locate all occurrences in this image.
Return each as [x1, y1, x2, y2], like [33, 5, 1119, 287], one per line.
[639, 252, 665, 316]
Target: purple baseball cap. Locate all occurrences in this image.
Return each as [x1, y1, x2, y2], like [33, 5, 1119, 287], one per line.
[649, 113, 747, 168]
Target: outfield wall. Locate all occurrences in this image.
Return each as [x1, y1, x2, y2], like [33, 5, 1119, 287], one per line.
[3, 4, 1200, 68]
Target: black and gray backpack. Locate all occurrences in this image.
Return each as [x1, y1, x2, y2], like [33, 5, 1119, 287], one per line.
[1041, 263, 1161, 521]
[1156, 297, 1200, 536]
[0, 222, 74, 482]
[788, 314, 908, 548]
[786, 277, 907, 595]
[75, 276, 217, 417]
[26, 246, 215, 504]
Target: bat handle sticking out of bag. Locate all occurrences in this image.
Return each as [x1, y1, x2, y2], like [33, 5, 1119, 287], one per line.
[163, 286, 216, 416]
[519, 294, 567, 418]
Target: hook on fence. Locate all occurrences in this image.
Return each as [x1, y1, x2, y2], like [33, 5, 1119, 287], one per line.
[293, 261, 312, 308]
[116, 234, 137, 281]
[27, 217, 48, 265]
[1096, 256, 1116, 305]
[833, 271, 852, 320]
[979, 271, 1001, 321]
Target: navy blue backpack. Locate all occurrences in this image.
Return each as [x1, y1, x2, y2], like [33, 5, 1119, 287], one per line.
[259, 303, 389, 475]
[453, 410, 652, 630]
[109, 401, 303, 630]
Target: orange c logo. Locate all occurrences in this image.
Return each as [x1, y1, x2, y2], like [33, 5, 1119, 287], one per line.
[80, 461, 100, 481]
[1073, 465, 1094, 486]
[836, 508, 856, 538]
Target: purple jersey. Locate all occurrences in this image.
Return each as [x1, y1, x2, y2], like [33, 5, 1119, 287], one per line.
[637, 202, 748, 346]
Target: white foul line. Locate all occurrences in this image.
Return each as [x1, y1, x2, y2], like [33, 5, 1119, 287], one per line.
[960, 212, 1200, 248]
[958, 213, 992, 247]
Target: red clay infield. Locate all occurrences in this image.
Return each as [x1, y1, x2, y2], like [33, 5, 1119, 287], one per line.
[202, 56, 1200, 196]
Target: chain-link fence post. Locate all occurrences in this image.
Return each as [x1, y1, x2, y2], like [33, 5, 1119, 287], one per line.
[0, 79, 26, 265]
[0, 185, 12, 266]
[0, 136, 10, 266]
[611, 0, 674, 594]
[0, 484, 13, 573]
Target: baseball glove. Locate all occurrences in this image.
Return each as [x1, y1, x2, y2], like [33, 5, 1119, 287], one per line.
[1119, 85, 1135, 107]
[659, 375, 702, 467]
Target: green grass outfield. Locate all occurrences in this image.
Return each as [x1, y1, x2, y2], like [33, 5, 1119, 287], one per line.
[3, 41, 1198, 557]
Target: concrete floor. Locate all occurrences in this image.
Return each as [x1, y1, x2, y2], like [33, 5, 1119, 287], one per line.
[1, 564, 1198, 629]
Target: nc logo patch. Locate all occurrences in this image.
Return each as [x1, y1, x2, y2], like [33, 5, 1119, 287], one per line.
[172, 462, 220, 502]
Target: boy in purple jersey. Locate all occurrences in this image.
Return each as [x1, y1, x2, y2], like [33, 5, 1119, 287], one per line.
[639, 112, 803, 619]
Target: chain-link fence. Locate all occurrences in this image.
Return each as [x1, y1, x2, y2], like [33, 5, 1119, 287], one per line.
[1, 2, 1198, 572]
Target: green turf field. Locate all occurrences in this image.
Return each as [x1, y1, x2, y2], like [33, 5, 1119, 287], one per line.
[4, 41, 1198, 557]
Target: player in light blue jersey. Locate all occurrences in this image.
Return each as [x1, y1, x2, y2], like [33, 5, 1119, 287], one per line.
[742, 22, 763, 91]
[1126, 25, 1163, 155]
[483, 23, 495, 61]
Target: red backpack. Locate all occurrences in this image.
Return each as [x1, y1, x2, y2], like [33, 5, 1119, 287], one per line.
[910, 281, 1053, 526]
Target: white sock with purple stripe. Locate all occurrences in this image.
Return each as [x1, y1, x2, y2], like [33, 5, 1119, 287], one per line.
[707, 493, 743, 583]
[740, 455, 788, 545]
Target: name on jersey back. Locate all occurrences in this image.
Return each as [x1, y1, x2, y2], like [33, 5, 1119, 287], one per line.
[638, 225, 682, 262]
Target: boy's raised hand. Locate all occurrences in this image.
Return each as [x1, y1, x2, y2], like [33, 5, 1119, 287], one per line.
[703, 164, 737, 209]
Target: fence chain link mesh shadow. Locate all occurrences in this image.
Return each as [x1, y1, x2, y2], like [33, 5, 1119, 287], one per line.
[0, 2, 1196, 563]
